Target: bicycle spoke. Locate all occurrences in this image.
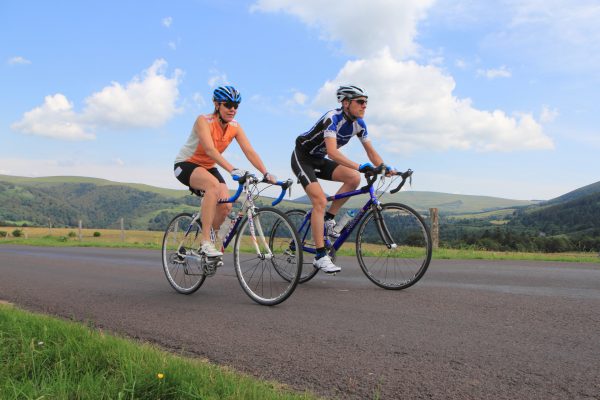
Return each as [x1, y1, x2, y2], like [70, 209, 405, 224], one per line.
[234, 208, 302, 305]
[161, 214, 206, 294]
[356, 203, 432, 290]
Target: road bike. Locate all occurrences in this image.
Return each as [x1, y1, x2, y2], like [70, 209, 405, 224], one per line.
[281, 165, 432, 290]
[161, 173, 302, 306]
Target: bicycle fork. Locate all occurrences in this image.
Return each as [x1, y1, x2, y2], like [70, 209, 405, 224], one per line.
[372, 206, 397, 249]
[247, 209, 274, 260]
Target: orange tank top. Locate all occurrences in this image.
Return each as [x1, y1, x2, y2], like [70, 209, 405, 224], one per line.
[181, 114, 239, 169]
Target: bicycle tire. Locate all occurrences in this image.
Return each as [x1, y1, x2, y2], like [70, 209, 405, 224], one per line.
[161, 213, 206, 294]
[278, 209, 321, 283]
[233, 207, 302, 305]
[355, 203, 432, 290]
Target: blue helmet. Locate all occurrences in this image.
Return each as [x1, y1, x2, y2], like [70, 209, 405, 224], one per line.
[213, 85, 242, 103]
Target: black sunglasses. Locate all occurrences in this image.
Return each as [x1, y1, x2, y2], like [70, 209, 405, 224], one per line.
[221, 102, 239, 110]
[352, 99, 368, 105]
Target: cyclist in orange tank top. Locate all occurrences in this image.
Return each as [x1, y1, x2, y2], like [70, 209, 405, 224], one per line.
[174, 86, 277, 257]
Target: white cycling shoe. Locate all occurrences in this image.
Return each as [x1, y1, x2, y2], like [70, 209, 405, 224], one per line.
[200, 241, 223, 257]
[313, 255, 341, 274]
[325, 219, 340, 239]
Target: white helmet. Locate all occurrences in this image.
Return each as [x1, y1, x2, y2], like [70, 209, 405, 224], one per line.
[336, 85, 368, 102]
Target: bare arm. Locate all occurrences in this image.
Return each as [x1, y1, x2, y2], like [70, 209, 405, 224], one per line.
[324, 137, 360, 170]
[235, 127, 268, 175]
[361, 140, 384, 166]
[194, 116, 234, 172]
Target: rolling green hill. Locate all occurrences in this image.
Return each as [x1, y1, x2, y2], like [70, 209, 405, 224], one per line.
[295, 190, 536, 214]
[0, 175, 302, 230]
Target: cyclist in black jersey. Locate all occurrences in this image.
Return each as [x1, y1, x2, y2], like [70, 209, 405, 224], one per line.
[291, 85, 395, 273]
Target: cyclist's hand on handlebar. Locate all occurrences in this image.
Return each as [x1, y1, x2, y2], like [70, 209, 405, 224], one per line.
[358, 162, 374, 173]
[262, 171, 278, 184]
[230, 168, 248, 181]
[384, 164, 397, 177]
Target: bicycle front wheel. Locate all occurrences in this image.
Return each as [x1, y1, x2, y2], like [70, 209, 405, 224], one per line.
[356, 203, 432, 290]
[233, 207, 302, 306]
[161, 213, 206, 294]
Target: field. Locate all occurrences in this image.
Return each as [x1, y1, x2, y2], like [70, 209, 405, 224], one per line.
[2, 226, 599, 263]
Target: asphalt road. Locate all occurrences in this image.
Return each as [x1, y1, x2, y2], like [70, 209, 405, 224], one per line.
[1, 245, 599, 399]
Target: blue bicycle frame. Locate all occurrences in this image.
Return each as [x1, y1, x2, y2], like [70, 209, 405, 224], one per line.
[295, 184, 382, 255]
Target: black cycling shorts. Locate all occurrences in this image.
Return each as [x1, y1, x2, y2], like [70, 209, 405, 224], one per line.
[174, 162, 225, 187]
[290, 147, 339, 188]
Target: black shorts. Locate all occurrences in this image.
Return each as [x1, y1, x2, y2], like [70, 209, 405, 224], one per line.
[174, 162, 225, 187]
[290, 147, 339, 188]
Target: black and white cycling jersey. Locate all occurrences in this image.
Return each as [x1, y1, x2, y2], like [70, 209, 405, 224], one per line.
[295, 108, 369, 158]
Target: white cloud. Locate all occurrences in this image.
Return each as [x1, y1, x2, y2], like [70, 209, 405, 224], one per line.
[251, 0, 434, 59]
[311, 49, 553, 153]
[477, 65, 512, 79]
[7, 56, 31, 65]
[11, 59, 182, 140]
[288, 91, 308, 106]
[82, 59, 182, 128]
[10, 94, 94, 140]
[254, 1, 553, 153]
[540, 105, 559, 123]
[207, 69, 228, 88]
[162, 16, 173, 27]
[168, 41, 176, 50]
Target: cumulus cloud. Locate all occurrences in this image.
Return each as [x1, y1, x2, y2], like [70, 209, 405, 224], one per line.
[251, 0, 434, 59]
[11, 59, 182, 140]
[311, 49, 553, 152]
[208, 68, 228, 88]
[82, 59, 182, 128]
[10, 94, 94, 140]
[253, 0, 554, 153]
[540, 105, 559, 123]
[287, 91, 308, 106]
[477, 65, 512, 79]
[162, 16, 173, 27]
[7, 56, 31, 65]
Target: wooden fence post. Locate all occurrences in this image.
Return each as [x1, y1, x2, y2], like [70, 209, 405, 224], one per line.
[429, 208, 439, 249]
[78, 220, 82, 241]
[120, 217, 125, 242]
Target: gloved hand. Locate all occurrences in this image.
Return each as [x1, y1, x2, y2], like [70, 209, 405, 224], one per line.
[263, 172, 278, 184]
[230, 168, 247, 181]
[358, 162, 374, 173]
[384, 164, 397, 176]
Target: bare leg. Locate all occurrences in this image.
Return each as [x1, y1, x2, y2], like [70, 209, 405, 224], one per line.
[304, 182, 328, 248]
[188, 168, 221, 243]
[327, 166, 361, 216]
[212, 183, 233, 231]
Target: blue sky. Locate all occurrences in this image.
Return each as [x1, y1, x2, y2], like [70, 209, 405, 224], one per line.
[2, 0, 599, 200]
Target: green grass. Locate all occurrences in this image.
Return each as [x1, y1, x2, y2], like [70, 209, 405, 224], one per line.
[0, 304, 317, 400]
[2, 234, 599, 263]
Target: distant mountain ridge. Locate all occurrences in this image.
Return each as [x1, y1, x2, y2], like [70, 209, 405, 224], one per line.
[294, 190, 538, 214]
[1, 174, 599, 230]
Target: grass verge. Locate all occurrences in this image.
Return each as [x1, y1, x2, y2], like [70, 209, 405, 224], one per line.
[0, 303, 317, 400]
[1, 226, 598, 263]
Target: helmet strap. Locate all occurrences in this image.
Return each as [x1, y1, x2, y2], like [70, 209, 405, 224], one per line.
[213, 103, 228, 125]
[342, 100, 357, 121]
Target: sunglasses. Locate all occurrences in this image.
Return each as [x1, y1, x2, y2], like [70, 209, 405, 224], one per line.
[352, 99, 368, 105]
[221, 102, 239, 110]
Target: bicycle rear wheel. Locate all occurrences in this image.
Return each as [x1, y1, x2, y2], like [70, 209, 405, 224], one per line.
[356, 203, 432, 290]
[280, 209, 320, 283]
[233, 207, 302, 306]
[161, 213, 206, 294]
